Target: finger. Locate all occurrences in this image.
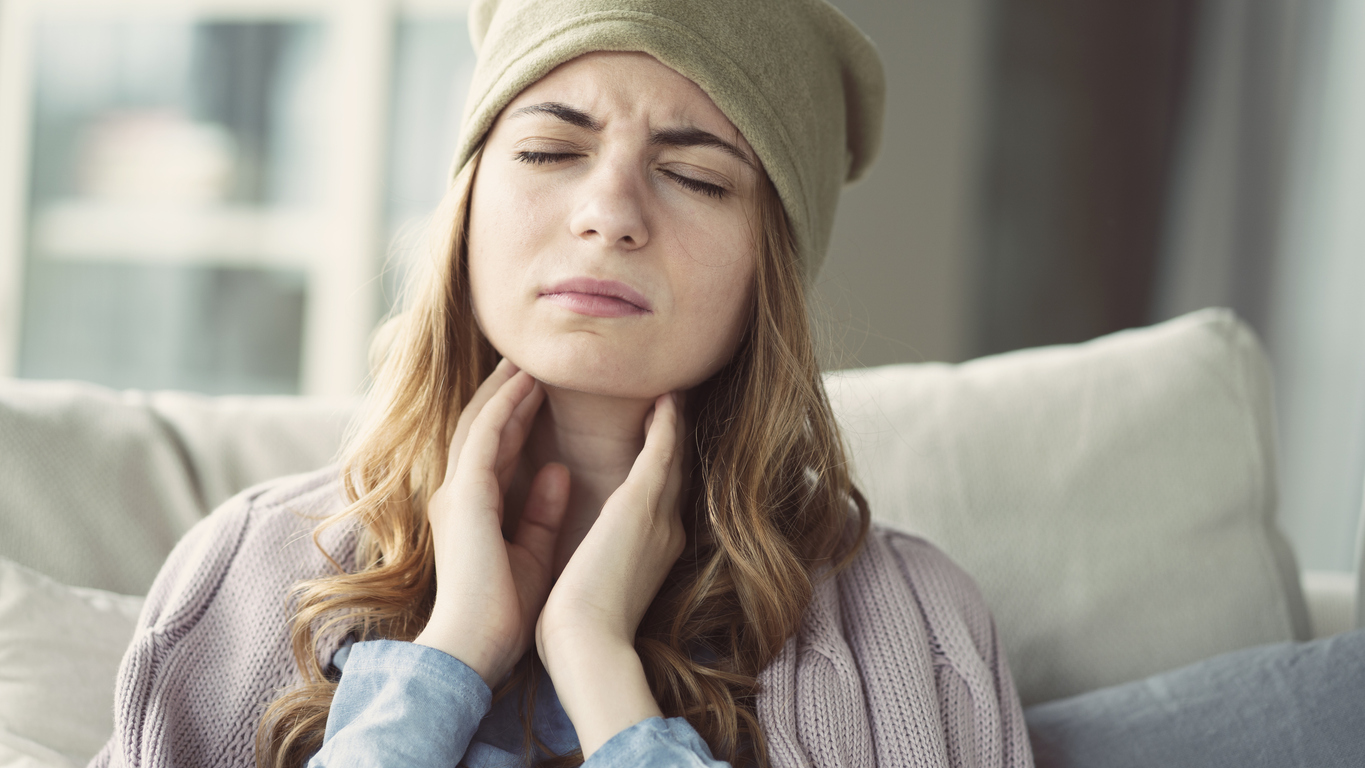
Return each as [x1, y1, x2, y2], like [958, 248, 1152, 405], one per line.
[624, 393, 680, 510]
[667, 391, 687, 461]
[447, 358, 519, 474]
[455, 370, 539, 482]
[644, 392, 679, 464]
[512, 463, 571, 579]
[495, 380, 546, 490]
[663, 393, 687, 505]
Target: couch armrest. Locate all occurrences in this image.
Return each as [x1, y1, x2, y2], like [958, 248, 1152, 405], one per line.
[1301, 570, 1357, 638]
[1358, 497, 1365, 631]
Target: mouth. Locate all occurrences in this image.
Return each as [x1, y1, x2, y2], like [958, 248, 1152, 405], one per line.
[539, 277, 653, 318]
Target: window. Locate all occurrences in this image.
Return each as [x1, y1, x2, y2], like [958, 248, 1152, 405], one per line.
[0, 0, 475, 396]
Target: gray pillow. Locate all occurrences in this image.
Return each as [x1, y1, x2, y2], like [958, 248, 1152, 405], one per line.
[1025, 627, 1365, 768]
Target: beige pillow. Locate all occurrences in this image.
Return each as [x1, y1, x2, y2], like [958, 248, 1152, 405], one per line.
[0, 556, 142, 767]
[0, 380, 351, 595]
[828, 308, 1310, 705]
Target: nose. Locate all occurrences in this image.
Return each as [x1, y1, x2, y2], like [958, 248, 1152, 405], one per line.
[567, 159, 650, 251]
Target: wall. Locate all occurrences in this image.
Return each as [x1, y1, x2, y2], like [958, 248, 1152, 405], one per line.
[813, 0, 989, 369]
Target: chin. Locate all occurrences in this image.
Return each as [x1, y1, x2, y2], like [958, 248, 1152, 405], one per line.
[491, 326, 736, 400]
[538, 373, 660, 400]
[506, 342, 674, 400]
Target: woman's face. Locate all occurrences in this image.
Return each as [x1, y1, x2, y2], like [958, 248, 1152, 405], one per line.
[467, 51, 763, 399]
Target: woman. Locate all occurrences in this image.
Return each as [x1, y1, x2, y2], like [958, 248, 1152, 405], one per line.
[94, 1, 1031, 766]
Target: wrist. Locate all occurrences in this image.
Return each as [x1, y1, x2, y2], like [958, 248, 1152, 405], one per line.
[537, 619, 630, 670]
[542, 640, 662, 758]
[414, 617, 506, 688]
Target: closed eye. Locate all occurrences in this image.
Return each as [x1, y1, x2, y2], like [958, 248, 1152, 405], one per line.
[516, 151, 728, 199]
[515, 150, 580, 165]
[662, 170, 727, 200]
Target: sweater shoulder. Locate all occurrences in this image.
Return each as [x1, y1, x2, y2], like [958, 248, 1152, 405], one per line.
[228, 464, 357, 583]
[138, 465, 352, 632]
[836, 524, 999, 675]
[866, 524, 990, 615]
[806, 525, 1032, 767]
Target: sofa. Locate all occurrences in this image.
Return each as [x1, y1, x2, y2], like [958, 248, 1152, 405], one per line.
[1, 307, 1361, 767]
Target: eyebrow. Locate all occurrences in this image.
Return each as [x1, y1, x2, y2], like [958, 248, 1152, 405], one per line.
[650, 127, 756, 170]
[508, 101, 757, 169]
[508, 101, 602, 130]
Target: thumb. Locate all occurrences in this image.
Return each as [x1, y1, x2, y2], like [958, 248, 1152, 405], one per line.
[513, 463, 571, 578]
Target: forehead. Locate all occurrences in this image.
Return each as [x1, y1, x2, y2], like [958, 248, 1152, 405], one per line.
[501, 51, 750, 146]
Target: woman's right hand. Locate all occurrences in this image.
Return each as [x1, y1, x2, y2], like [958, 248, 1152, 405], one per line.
[413, 359, 570, 687]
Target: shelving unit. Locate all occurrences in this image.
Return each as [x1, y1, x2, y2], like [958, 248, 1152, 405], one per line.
[0, 0, 472, 397]
[34, 201, 325, 267]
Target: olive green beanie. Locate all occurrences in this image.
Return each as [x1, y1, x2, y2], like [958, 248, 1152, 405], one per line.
[453, 0, 885, 280]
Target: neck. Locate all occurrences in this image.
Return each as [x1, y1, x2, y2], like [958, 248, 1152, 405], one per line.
[520, 384, 655, 572]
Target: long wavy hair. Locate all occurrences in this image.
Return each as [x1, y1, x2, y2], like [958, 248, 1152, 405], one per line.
[257, 144, 871, 768]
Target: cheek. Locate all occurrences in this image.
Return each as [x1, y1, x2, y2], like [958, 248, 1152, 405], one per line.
[468, 169, 544, 267]
[464, 214, 500, 328]
[466, 170, 554, 329]
[465, 233, 521, 359]
[702, 272, 751, 337]
[657, 206, 759, 376]
[671, 261, 755, 378]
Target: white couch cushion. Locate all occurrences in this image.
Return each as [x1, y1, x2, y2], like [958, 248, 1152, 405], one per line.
[0, 381, 350, 594]
[0, 556, 142, 767]
[828, 308, 1309, 705]
[1301, 570, 1357, 638]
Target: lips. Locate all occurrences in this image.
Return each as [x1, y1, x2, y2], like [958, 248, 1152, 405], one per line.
[539, 277, 653, 318]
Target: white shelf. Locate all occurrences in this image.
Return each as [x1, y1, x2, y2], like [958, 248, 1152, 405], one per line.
[33, 200, 329, 268]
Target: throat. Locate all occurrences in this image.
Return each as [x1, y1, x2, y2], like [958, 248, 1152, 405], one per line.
[516, 383, 655, 570]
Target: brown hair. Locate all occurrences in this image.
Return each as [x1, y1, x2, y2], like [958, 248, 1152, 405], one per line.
[257, 146, 870, 767]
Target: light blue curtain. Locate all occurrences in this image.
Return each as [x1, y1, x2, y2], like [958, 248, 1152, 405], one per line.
[1153, 0, 1365, 573]
[1269, 0, 1365, 574]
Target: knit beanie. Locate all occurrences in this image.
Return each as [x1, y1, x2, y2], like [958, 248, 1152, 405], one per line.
[452, 0, 885, 280]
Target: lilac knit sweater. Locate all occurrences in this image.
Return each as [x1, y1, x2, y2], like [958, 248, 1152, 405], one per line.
[91, 467, 1033, 768]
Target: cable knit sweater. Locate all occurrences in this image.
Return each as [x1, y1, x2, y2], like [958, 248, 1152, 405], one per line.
[90, 467, 1033, 768]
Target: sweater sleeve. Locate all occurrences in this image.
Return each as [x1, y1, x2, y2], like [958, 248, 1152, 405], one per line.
[88, 493, 254, 768]
[88, 469, 352, 768]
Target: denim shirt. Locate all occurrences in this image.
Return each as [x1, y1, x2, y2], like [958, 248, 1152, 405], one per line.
[306, 640, 730, 767]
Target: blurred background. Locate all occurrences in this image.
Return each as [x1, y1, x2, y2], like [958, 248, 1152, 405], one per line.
[0, 0, 1360, 573]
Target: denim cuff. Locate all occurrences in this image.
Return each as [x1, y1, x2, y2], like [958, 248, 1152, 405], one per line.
[310, 640, 493, 767]
[587, 716, 727, 767]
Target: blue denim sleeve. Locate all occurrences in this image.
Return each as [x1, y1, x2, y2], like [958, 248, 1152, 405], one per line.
[587, 717, 731, 768]
[306, 639, 492, 768]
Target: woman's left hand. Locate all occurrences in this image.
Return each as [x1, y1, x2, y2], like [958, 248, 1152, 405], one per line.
[535, 391, 688, 756]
